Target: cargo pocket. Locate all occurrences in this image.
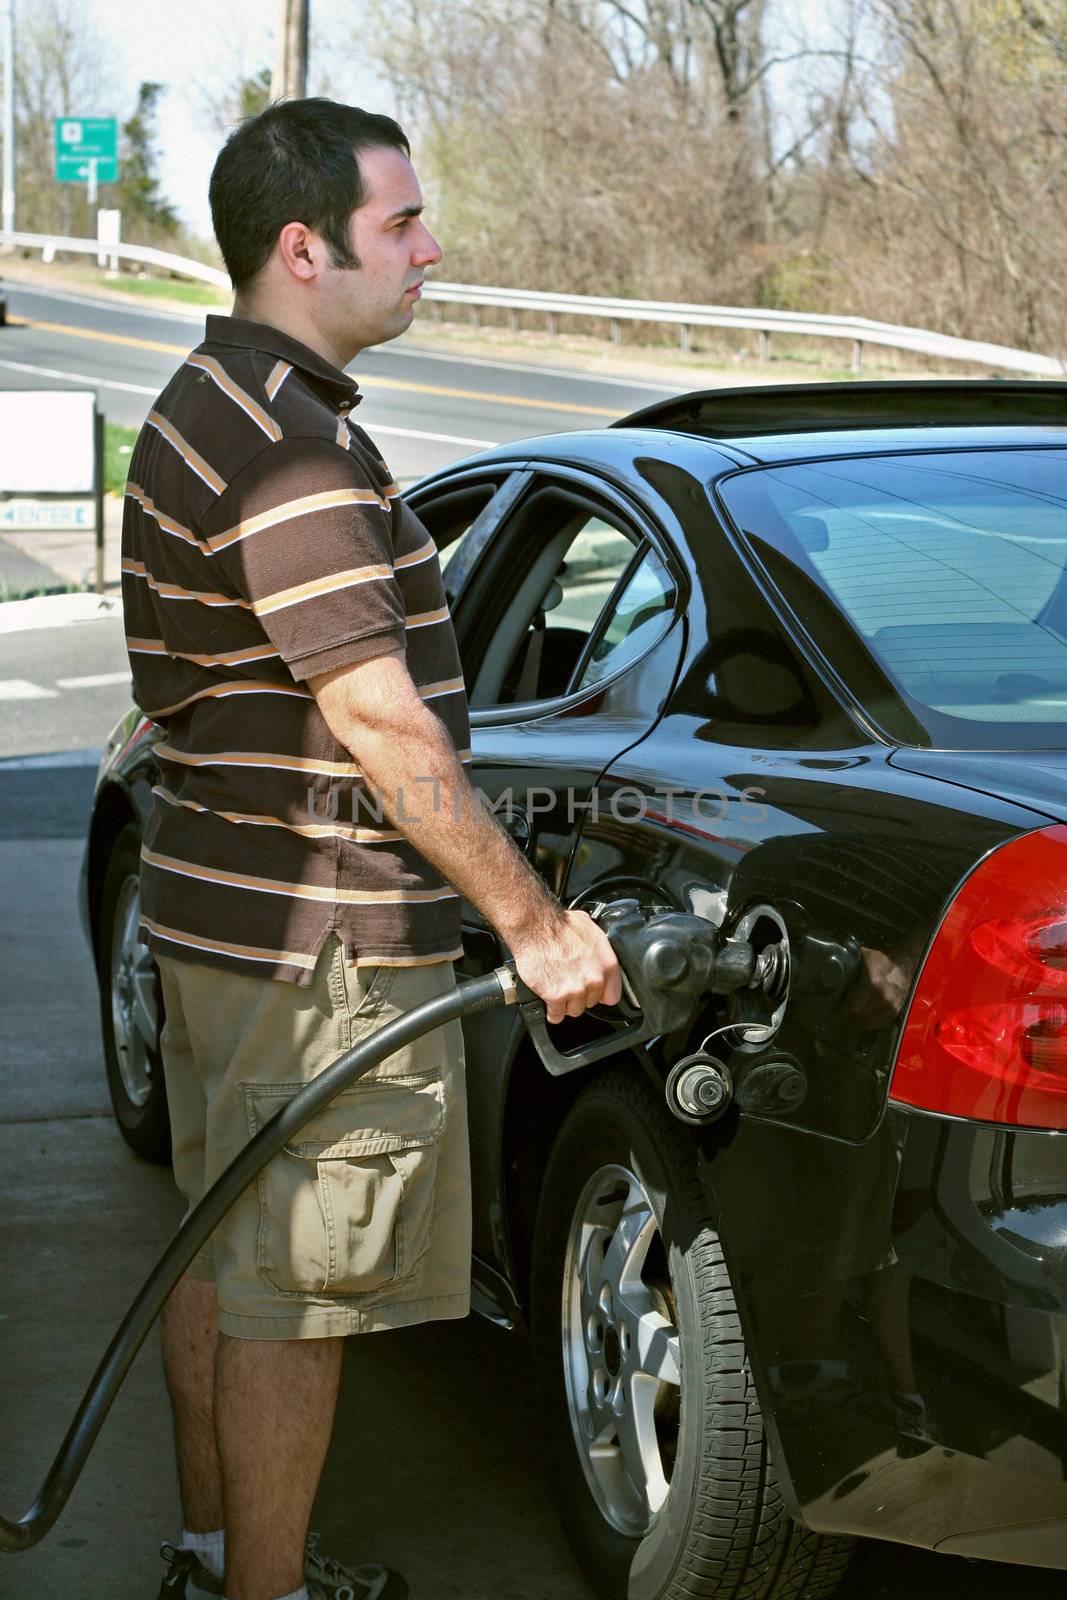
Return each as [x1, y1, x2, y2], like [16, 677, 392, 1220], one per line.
[244, 1073, 445, 1298]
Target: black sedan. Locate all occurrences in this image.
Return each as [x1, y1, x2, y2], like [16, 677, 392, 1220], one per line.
[82, 379, 1067, 1599]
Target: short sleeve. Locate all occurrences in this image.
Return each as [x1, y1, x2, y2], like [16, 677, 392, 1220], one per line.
[199, 435, 408, 680]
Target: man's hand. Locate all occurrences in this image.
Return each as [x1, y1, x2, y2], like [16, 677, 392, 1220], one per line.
[509, 908, 623, 1025]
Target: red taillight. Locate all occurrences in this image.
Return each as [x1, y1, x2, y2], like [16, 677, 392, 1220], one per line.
[890, 825, 1067, 1129]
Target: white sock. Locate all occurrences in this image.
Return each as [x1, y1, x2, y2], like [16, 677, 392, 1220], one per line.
[182, 1527, 225, 1578]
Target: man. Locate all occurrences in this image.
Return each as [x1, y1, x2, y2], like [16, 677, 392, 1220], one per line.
[121, 98, 620, 1600]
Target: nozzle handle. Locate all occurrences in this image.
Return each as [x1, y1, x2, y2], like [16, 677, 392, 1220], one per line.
[510, 972, 654, 1075]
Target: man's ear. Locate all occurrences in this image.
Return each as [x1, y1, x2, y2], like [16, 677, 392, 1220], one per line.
[276, 221, 322, 283]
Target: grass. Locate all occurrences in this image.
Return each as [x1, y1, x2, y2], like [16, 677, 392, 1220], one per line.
[0, 256, 229, 312]
[0, 578, 79, 603]
[111, 274, 229, 307]
[105, 422, 139, 496]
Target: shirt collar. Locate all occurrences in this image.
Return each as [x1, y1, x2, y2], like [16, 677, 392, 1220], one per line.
[202, 314, 361, 410]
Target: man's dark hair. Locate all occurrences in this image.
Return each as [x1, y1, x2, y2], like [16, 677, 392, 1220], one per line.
[209, 97, 410, 292]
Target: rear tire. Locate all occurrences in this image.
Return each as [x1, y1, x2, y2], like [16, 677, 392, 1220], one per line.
[98, 823, 171, 1163]
[531, 1066, 853, 1600]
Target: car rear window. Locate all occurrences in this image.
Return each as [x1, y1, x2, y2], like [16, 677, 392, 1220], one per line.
[717, 447, 1067, 749]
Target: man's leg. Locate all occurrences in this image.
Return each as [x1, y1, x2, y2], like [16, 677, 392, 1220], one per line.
[162, 1274, 224, 1533]
[160, 1271, 344, 1599]
[215, 1333, 344, 1600]
[155, 941, 412, 1600]
[157, 958, 225, 1546]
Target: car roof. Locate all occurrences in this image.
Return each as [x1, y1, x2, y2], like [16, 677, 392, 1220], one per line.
[612, 379, 1067, 465]
[443, 381, 1067, 484]
[707, 423, 1067, 464]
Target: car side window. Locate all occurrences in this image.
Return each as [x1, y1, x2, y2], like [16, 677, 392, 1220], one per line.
[437, 518, 479, 575]
[409, 475, 518, 585]
[472, 509, 637, 707]
[422, 476, 536, 636]
[572, 546, 677, 692]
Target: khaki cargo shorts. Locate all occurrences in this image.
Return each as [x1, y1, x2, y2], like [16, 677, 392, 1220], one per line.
[156, 936, 470, 1339]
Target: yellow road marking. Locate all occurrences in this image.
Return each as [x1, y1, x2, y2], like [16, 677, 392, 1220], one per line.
[358, 371, 614, 416]
[360, 373, 617, 417]
[11, 314, 619, 417]
[15, 315, 191, 355]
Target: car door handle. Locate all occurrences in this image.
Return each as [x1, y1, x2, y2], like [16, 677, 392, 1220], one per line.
[501, 807, 531, 852]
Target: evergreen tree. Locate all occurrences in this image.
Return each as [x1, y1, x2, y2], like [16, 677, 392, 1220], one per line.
[113, 81, 179, 239]
[238, 67, 273, 120]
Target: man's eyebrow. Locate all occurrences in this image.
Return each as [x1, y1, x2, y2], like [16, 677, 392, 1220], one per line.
[384, 203, 424, 222]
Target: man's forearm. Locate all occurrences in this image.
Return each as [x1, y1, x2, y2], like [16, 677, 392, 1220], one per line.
[347, 697, 563, 945]
[310, 654, 621, 1020]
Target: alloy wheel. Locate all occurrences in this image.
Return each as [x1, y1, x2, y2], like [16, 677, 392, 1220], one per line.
[109, 874, 158, 1108]
[561, 1161, 683, 1537]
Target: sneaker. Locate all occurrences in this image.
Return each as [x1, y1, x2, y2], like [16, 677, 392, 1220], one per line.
[158, 1536, 407, 1600]
[158, 1543, 223, 1599]
[304, 1531, 408, 1600]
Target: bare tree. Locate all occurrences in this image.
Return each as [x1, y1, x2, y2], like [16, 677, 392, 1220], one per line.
[364, 0, 788, 295]
[14, 0, 120, 235]
[358, 0, 1067, 355]
[842, 0, 1067, 346]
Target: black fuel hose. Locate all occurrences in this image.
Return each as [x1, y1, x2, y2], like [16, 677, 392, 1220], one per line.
[0, 965, 515, 1554]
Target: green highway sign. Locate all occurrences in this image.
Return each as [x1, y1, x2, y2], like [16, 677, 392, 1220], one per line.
[54, 118, 119, 184]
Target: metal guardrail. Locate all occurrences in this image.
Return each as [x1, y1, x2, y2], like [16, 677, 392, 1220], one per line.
[0, 230, 231, 290]
[423, 282, 1067, 377]
[2, 229, 1064, 378]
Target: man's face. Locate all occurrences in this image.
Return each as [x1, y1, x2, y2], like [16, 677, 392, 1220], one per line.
[320, 144, 442, 358]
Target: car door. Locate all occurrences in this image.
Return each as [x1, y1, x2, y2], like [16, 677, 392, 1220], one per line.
[413, 460, 688, 1287]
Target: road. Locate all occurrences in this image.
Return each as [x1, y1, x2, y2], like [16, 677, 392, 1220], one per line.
[0, 292, 1062, 1598]
[0, 279, 677, 482]
[0, 597, 128, 764]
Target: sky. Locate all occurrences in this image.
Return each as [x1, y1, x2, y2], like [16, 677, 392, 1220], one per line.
[83, 0, 395, 238]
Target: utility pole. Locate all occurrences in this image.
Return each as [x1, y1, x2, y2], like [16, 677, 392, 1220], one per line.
[1, 0, 14, 235]
[272, 0, 309, 101]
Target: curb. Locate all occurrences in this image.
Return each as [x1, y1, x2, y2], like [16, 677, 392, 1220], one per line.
[0, 535, 69, 599]
[0, 590, 120, 634]
[0, 747, 104, 769]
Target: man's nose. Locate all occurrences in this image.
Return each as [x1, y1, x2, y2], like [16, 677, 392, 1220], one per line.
[415, 223, 443, 267]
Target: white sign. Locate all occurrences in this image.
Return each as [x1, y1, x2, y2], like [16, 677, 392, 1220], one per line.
[0, 390, 96, 493]
[97, 207, 121, 270]
[0, 499, 95, 531]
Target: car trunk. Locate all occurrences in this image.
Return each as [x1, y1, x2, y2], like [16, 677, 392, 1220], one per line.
[889, 749, 1067, 827]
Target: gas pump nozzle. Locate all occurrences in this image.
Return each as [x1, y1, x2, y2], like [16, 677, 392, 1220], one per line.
[510, 898, 779, 1078]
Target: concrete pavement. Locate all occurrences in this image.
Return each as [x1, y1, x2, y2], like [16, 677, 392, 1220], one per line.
[0, 703, 597, 1598]
[0, 816, 597, 1600]
[0, 601, 130, 761]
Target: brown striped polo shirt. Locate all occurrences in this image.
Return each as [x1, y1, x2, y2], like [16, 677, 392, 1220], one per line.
[121, 314, 470, 985]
